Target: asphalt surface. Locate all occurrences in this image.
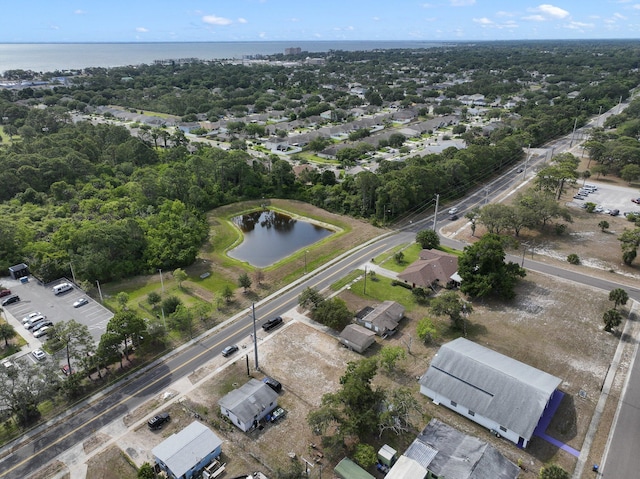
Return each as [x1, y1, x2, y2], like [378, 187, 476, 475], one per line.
[1, 102, 639, 478]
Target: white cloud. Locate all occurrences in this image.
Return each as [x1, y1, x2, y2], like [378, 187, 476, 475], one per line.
[74, 9, 86, 15]
[421, 3, 434, 8]
[259, 32, 267, 38]
[522, 14, 546, 21]
[528, 4, 570, 19]
[496, 11, 516, 17]
[237, 17, 247, 24]
[450, 0, 475, 5]
[632, 3, 640, 9]
[565, 21, 594, 30]
[202, 15, 233, 26]
[372, 16, 380, 21]
[614, 13, 626, 19]
[136, 27, 148, 33]
[473, 17, 494, 25]
[290, 17, 300, 22]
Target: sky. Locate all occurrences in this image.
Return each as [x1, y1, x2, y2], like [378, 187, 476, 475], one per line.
[2, 0, 640, 43]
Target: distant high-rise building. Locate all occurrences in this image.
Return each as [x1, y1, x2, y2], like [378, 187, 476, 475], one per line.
[284, 47, 301, 55]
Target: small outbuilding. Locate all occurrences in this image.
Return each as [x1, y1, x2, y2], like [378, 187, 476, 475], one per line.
[334, 457, 375, 479]
[152, 421, 223, 479]
[8, 263, 29, 280]
[339, 324, 376, 353]
[218, 378, 279, 432]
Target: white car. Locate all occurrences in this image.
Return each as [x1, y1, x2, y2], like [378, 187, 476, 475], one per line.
[32, 349, 46, 361]
[22, 312, 42, 324]
[33, 326, 50, 338]
[448, 207, 459, 215]
[73, 297, 89, 308]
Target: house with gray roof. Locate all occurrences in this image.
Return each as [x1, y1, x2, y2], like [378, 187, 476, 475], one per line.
[218, 378, 279, 432]
[152, 420, 223, 479]
[339, 324, 377, 354]
[356, 300, 405, 337]
[419, 338, 562, 447]
[385, 419, 520, 479]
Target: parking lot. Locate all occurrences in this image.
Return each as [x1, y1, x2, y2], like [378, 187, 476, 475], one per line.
[1, 277, 113, 347]
[568, 181, 640, 216]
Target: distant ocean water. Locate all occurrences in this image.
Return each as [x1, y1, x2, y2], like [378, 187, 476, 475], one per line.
[0, 41, 442, 74]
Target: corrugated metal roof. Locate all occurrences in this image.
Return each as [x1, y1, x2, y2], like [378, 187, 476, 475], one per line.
[419, 338, 561, 440]
[334, 458, 375, 479]
[152, 421, 222, 479]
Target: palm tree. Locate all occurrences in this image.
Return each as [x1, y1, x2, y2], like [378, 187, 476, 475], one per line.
[0, 322, 17, 347]
[609, 288, 629, 310]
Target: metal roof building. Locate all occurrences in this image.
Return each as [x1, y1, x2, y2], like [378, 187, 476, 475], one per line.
[419, 337, 562, 447]
[152, 421, 223, 479]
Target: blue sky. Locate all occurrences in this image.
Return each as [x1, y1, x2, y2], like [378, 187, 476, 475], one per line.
[3, 1, 640, 43]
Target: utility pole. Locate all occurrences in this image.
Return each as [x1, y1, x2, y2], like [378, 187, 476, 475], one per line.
[159, 269, 164, 293]
[252, 303, 259, 371]
[433, 194, 440, 230]
[363, 265, 367, 295]
[96, 280, 103, 303]
[69, 262, 76, 284]
[523, 144, 531, 178]
[569, 117, 578, 148]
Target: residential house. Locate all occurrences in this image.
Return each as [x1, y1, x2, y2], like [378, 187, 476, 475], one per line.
[419, 338, 562, 447]
[152, 421, 223, 479]
[338, 324, 377, 353]
[218, 378, 279, 432]
[397, 249, 459, 289]
[385, 418, 520, 479]
[356, 300, 405, 337]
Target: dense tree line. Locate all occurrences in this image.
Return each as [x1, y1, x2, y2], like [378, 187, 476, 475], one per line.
[1, 41, 640, 281]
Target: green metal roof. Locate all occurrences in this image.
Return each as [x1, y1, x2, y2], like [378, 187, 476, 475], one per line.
[334, 458, 375, 479]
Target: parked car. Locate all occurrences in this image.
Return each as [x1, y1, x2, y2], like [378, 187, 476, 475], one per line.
[263, 376, 283, 393]
[32, 320, 53, 333]
[632, 198, 640, 204]
[73, 297, 89, 308]
[262, 316, 283, 332]
[269, 407, 286, 423]
[33, 326, 50, 339]
[221, 345, 239, 357]
[148, 412, 171, 430]
[573, 195, 585, 200]
[61, 364, 74, 375]
[27, 318, 50, 331]
[1, 295, 20, 306]
[0, 289, 11, 298]
[32, 349, 46, 361]
[22, 311, 42, 324]
[610, 209, 620, 216]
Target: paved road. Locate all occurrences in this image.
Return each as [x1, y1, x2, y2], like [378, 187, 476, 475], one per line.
[2, 101, 638, 478]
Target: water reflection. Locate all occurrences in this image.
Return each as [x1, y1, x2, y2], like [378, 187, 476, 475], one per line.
[228, 210, 333, 268]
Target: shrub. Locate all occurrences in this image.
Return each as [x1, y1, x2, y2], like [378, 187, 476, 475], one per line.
[161, 295, 182, 315]
[567, 253, 580, 265]
[391, 280, 413, 290]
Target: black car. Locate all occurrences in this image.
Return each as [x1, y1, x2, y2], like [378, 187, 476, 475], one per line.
[1, 295, 20, 306]
[148, 412, 170, 430]
[221, 344, 239, 357]
[263, 376, 282, 393]
[262, 316, 283, 332]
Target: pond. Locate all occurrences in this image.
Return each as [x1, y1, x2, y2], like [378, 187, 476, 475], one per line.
[227, 210, 334, 268]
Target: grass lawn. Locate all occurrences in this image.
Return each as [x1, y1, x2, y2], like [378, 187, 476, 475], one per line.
[348, 272, 417, 312]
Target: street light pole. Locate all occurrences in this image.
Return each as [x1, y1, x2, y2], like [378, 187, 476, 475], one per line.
[96, 280, 103, 303]
[304, 250, 309, 274]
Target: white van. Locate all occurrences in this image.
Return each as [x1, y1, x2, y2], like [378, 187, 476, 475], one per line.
[24, 315, 45, 328]
[52, 283, 73, 295]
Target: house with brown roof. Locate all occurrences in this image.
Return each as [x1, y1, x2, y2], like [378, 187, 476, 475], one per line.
[397, 249, 459, 289]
